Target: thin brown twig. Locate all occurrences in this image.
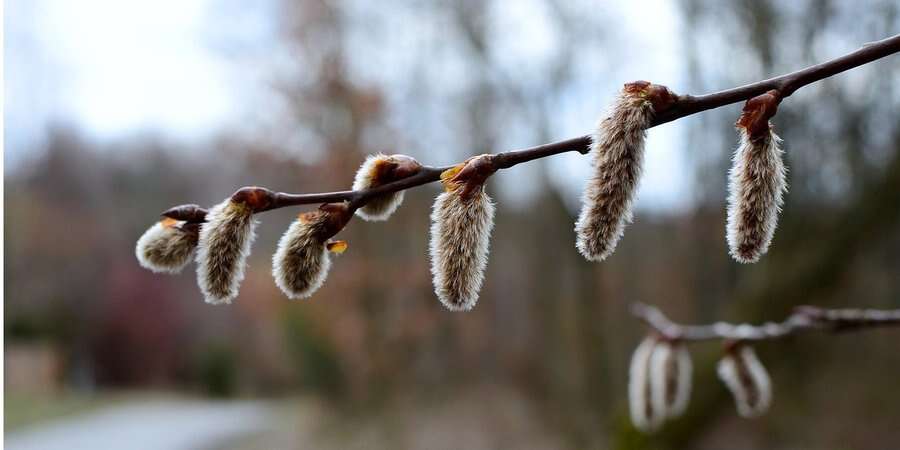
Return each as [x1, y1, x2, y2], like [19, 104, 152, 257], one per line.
[164, 34, 900, 221]
[630, 302, 900, 342]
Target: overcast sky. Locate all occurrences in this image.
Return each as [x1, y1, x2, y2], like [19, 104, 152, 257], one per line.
[5, 0, 693, 212]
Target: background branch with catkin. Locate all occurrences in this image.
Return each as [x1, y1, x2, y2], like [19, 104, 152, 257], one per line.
[624, 302, 900, 432]
[631, 302, 900, 342]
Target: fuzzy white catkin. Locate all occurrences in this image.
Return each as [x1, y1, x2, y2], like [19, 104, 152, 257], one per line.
[135, 220, 198, 274]
[195, 199, 257, 305]
[272, 215, 332, 299]
[717, 345, 773, 418]
[352, 154, 406, 222]
[649, 341, 692, 420]
[629, 337, 664, 432]
[575, 89, 654, 261]
[726, 127, 787, 263]
[429, 187, 495, 311]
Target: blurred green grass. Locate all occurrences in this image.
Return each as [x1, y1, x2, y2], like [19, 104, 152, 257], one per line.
[4, 391, 122, 431]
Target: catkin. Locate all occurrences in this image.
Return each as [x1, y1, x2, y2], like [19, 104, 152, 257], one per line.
[726, 127, 787, 263]
[725, 91, 787, 263]
[649, 341, 692, 419]
[352, 154, 420, 221]
[717, 345, 773, 418]
[272, 211, 339, 299]
[429, 167, 496, 311]
[629, 336, 665, 432]
[575, 84, 656, 261]
[195, 199, 257, 305]
[135, 218, 198, 274]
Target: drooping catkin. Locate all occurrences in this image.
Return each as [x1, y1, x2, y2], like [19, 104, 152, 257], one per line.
[726, 90, 787, 263]
[575, 82, 673, 262]
[272, 207, 348, 300]
[352, 154, 422, 221]
[629, 336, 665, 432]
[717, 345, 772, 418]
[429, 158, 496, 311]
[726, 127, 787, 263]
[649, 341, 692, 419]
[195, 199, 257, 305]
[135, 217, 198, 274]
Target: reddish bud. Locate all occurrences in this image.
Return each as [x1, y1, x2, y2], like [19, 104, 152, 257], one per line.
[736, 90, 781, 139]
[442, 154, 498, 200]
[317, 202, 353, 239]
[230, 186, 277, 212]
[624, 80, 678, 112]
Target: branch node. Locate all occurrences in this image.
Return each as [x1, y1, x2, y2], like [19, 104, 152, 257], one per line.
[625, 80, 678, 112]
[441, 154, 499, 200]
[736, 89, 782, 139]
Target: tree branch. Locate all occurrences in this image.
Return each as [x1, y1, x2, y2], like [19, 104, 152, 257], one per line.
[630, 302, 900, 342]
[165, 34, 900, 221]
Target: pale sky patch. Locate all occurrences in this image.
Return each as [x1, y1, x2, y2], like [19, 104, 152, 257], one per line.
[5, 0, 694, 212]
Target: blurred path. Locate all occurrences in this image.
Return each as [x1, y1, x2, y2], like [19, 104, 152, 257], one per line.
[5, 399, 275, 450]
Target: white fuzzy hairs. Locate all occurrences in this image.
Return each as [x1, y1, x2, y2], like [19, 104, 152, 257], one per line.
[717, 345, 773, 418]
[629, 337, 693, 432]
[272, 212, 334, 300]
[352, 153, 421, 222]
[629, 336, 663, 432]
[575, 85, 655, 262]
[649, 341, 692, 420]
[726, 127, 787, 263]
[195, 199, 257, 305]
[429, 184, 495, 311]
[135, 218, 198, 274]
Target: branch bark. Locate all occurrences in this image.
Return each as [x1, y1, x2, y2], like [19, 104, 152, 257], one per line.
[631, 302, 900, 342]
[164, 34, 900, 221]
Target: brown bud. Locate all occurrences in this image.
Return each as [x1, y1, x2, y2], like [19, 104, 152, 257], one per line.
[161, 204, 208, 223]
[315, 202, 353, 240]
[382, 154, 423, 181]
[624, 80, 677, 112]
[441, 154, 498, 200]
[231, 186, 277, 212]
[736, 90, 781, 139]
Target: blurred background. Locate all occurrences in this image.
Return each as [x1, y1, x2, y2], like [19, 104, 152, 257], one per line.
[5, 0, 900, 449]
